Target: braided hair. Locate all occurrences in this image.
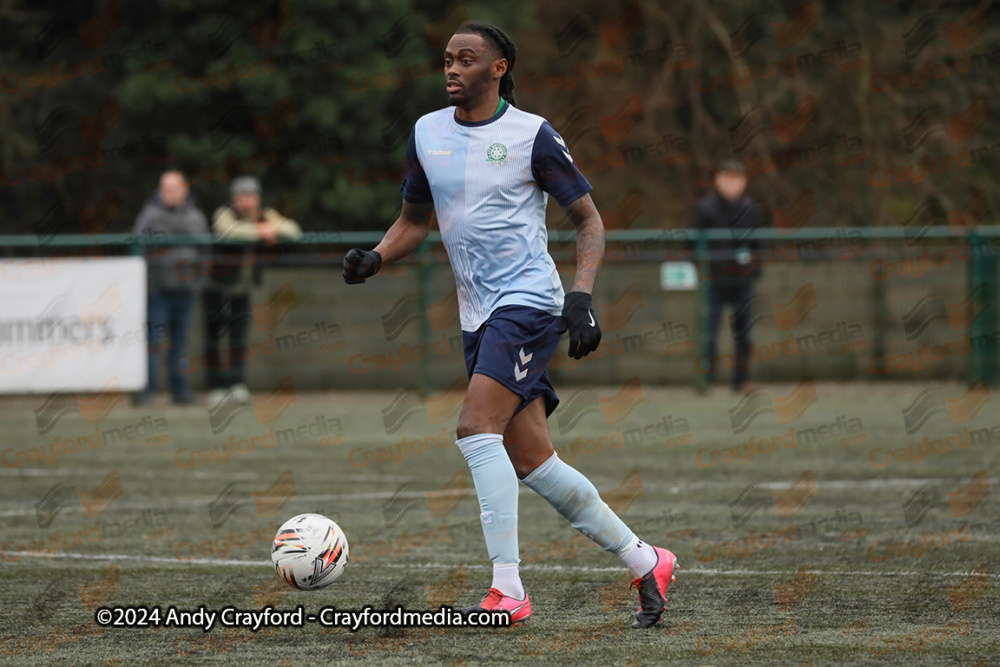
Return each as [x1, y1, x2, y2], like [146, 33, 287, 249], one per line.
[455, 21, 517, 106]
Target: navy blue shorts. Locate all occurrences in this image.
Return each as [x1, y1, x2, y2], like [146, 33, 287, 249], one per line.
[463, 305, 561, 417]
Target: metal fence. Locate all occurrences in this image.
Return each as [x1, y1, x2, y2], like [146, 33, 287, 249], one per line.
[1, 227, 997, 393]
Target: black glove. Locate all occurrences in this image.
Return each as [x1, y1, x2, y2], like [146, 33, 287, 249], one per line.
[342, 249, 382, 284]
[554, 291, 601, 359]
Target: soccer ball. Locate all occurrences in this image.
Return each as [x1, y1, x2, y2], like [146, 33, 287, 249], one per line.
[271, 513, 349, 590]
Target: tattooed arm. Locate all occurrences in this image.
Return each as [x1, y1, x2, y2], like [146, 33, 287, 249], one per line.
[563, 193, 605, 294]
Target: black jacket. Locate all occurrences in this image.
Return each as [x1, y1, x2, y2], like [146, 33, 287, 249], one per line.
[689, 192, 765, 280]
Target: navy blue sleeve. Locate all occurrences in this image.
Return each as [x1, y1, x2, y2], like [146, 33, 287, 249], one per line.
[531, 121, 593, 207]
[399, 128, 433, 204]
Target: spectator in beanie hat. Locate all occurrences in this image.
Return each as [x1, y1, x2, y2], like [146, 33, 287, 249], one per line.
[204, 175, 302, 406]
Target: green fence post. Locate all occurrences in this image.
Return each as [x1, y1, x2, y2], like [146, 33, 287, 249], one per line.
[694, 229, 708, 395]
[968, 231, 999, 386]
[871, 249, 887, 377]
[418, 240, 433, 397]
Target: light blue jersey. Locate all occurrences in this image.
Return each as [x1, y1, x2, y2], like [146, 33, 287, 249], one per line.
[401, 102, 592, 332]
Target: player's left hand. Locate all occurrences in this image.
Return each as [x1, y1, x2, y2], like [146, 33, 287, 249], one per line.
[343, 248, 382, 284]
[554, 291, 601, 359]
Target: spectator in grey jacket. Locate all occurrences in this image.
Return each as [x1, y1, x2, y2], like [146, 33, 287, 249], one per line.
[133, 170, 209, 405]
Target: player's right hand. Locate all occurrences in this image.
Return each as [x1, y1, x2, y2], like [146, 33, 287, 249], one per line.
[343, 248, 382, 284]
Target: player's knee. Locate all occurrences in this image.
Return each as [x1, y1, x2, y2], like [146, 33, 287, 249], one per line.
[455, 421, 477, 440]
[456, 414, 505, 440]
[511, 457, 538, 480]
[456, 401, 517, 440]
[510, 448, 549, 479]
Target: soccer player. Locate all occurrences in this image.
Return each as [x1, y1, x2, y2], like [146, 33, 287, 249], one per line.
[343, 21, 676, 628]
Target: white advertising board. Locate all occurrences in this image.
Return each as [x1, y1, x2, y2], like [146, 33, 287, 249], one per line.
[0, 257, 147, 392]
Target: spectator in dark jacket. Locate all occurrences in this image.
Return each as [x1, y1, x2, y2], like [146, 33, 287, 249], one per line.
[690, 161, 764, 391]
[133, 171, 209, 405]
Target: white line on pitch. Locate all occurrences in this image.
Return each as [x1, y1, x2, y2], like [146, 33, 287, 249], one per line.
[1, 550, 996, 578]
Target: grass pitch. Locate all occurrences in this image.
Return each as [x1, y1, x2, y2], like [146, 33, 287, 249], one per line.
[0, 383, 996, 665]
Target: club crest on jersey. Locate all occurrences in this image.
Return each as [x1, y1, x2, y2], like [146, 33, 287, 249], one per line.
[486, 142, 508, 164]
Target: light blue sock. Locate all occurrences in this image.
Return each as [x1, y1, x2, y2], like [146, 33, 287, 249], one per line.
[521, 452, 635, 554]
[457, 433, 520, 567]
